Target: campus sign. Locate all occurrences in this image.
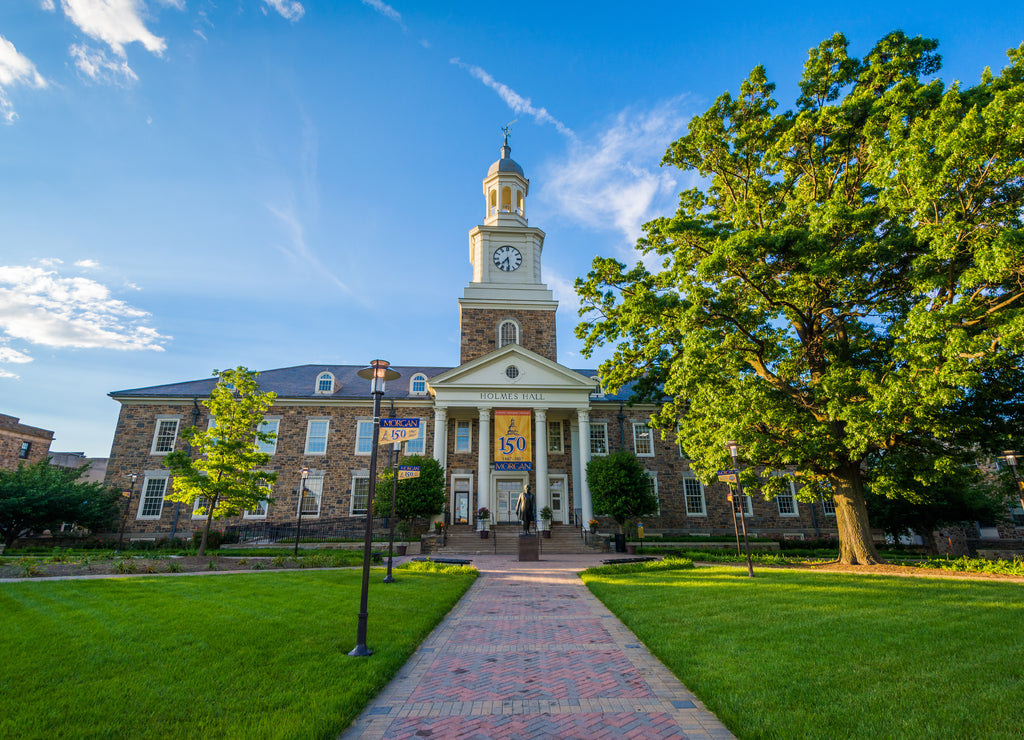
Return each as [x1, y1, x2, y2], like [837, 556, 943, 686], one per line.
[379, 418, 420, 444]
[494, 409, 532, 471]
[717, 469, 737, 483]
[398, 466, 421, 480]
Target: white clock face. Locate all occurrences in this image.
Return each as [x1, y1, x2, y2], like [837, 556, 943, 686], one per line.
[493, 245, 522, 272]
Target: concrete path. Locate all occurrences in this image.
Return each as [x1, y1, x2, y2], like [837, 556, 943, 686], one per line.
[341, 554, 734, 739]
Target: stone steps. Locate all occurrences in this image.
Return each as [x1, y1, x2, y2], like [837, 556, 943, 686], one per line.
[436, 525, 606, 556]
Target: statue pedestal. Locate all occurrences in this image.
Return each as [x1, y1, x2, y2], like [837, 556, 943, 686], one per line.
[518, 534, 539, 562]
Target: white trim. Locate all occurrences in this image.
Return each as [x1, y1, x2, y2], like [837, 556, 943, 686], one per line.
[777, 481, 799, 517]
[451, 473, 474, 524]
[150, 416, 180, 455]
[355, 419, 374, 456]
[589, 422, 609, 456]
[822, 496, 836, 516]
[409, 373, 429, 396]
[734, 494, 753, 517]
[632, 421, 654, 457]
[315, 372, 335, 394]
[300, 473, 324, 517]
[349, 471, 369, 516]
[497, 317, 521, 348]
[547, 420, 563, 454]
[256, 418, 280, 456]
[548, 474, 568, 524]
[405, 417, 427, 455]
[191, 497, 211, 519]
[647, 471, 660, 515]
[137, 473, 169, 520]
[454, 419, 472, 453]
[304, 418, 330, 455]
[683, 476, 706, 517]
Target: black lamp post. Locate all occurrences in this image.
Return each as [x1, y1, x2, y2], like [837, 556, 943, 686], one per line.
[1003, 451, 1023, 523]
[351, 359, 400, 657]
[725, 441, 755, 578]
[116, 472, 138, 552]
[294, 467, 309, 558]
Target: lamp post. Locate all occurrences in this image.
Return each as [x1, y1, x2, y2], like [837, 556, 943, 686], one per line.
[351, 359, 400, 657]
[294, 467, 309, 558]
[116, 472, 138, 553]
[1003, 451, 1023, 523]
[725, 441, 755, 578]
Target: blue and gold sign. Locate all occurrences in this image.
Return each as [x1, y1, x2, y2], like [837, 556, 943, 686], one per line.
[398, 465, 420, 480]
[379, 418, 420, 444]
[494, 409, 532, 471]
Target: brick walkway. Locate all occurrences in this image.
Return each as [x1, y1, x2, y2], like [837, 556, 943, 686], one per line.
[341, 554, 734, 739]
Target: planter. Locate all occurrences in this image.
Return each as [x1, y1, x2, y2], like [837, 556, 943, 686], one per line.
[542, 529, 551, 539]
[480, 529, 489, 539]
[396, 544, 408, 556]
[625, 543, 637, 555]
[613, 533, 626, 553]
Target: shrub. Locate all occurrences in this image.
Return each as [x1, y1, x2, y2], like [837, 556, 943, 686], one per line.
[166, 562, 182, 573]
[114, 558, 137, 574]
[17, 558, 43, 577]
[399, 560, 478, 576]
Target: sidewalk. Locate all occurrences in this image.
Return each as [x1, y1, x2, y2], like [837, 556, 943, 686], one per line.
[341, 554, 734, 739]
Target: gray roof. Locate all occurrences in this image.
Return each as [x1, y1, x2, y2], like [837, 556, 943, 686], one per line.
[487, 144, 525, 177]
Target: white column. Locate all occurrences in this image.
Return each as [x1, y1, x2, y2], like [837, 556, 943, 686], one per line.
[477, 407, 491, 526]
[577, 408, 593, 530]
[534, 409, 549, 531]
[432, 405, 448, 470]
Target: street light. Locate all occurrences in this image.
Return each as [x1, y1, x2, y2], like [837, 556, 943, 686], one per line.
[116, 472, 138, 553]
[1002, 451, 1023, 524]
[725, 441, 755, 578]
[351, 359, 400, 657]
[295, 467, 309, 558]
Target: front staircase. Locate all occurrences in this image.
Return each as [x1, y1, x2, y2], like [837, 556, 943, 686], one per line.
[433, 524, 607, 556]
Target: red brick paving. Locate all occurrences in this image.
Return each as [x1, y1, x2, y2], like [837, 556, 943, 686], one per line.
[340, 555, 735, 739]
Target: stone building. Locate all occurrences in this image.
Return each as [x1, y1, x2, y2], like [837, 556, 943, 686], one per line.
[104, 142, 839, 541]
[0, 413, 54, 470]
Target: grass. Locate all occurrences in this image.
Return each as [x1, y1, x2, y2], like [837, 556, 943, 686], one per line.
[0, 566, 476, 739]
[582, 565, 1024, 739]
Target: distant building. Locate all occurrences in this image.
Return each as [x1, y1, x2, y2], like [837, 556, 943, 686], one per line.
[49, 452, 109, 484]
[0, 413, 53, 470]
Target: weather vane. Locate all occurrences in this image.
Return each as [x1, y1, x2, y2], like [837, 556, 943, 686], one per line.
[502, 119, 517, 146]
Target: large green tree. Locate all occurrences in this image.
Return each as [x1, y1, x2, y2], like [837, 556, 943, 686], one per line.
[0, 460, 120, 548]
[576, 32, 1024, 564]
[164, 367, 278, 556]
[587, 450, 660, 534]
[373, 455, 445, 538]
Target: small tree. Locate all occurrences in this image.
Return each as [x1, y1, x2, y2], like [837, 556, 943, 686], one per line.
[587, 450, 659, 534]
[164, 367, 278, 556]
[373, 455, 445, 539]
[0, 460, 120, 548]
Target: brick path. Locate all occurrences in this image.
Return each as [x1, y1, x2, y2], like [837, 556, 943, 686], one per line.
[341, 555, 734, 739]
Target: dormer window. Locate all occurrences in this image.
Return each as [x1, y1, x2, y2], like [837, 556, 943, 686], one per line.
[590, 376, 604, 399]
[316, 372, 335, 394]
[498, 319, 520, 348]
[410, 373, 428, 396]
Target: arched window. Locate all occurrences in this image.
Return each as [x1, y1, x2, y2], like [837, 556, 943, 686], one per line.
[410, 373, 428, 396]
[516, 189, 524, 215]
[489, 189, 497, 214]
[316, 372, 334, 394]
[501, 186, 512, 212]
[498, 319, 520, 348]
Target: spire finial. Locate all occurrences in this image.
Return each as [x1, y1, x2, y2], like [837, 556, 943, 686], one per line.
[502, 119, 517, 150]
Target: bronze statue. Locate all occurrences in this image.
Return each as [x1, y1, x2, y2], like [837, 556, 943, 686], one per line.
[515, 485, 536, 535]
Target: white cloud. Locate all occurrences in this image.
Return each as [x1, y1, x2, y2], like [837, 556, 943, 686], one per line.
[361, 0, 404, 29]
[70, 43, 138, 84]
[0, 368, 19, 379]
[263, 0, 305, 21]
[0, 34, 48, 123]
[541, 98, 693, 250]
[41, 0, 56, 10]
[74, 259, 100, 269]
[0, 346, 33, 364]
[61, 0, 167, 57]
[37, 257, 64, 266]
[267, 203, 354, 298]
[0, 265, 170, 356]
[451, 58, 575, 139]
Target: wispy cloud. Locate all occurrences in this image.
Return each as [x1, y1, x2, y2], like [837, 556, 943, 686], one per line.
[450, 58, 574, 139]
[74, 259, 100, 269]
[0, 264, 169, 379]
[0, 34, 48, 123]
[267, 203, 355, 299]
[361, 0, 405, 30]
[541, 98, 693, 250]
[263, 0, 305, 22]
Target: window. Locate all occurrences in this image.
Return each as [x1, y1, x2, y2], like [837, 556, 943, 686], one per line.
[498, 319, 519, 347]
[256, 419, 279, 455]
[405, 418, 426, 455]
[684, 477, 706, 516]
[151, 418, 179, 455]
[590, 377, 604, 399]
[299, 473, 324, 517]
[821, 496, 836, 516]
[245, 498, 269, 519]
[316, 372, 334, 394]
[355, 420, 374, 455]
[455, 420, 472, 453]
[733, 492, 753, 517]
[137, 474, 168, 519]
[633, 422, 654, 457]
[350, 473, 369, 515]
[777, 481, 799, 517]
[590, 422, 608, 456]
[547, 420, 563, 453]
[19, 441, 30, 459]
[410, 373, 428, 396]
[305, 419, 329, 455]
[647, 471, 660, 515]
[192, 498, 211, 519]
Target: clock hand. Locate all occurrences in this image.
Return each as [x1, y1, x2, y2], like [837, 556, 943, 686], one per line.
[502, 258, 510, 270]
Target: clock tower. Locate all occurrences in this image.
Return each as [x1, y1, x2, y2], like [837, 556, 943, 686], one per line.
[459, 139, 558, 364]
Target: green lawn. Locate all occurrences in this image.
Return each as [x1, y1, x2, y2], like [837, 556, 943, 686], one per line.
[0, 566, 476, 739]
[582, 566, 1024, 740]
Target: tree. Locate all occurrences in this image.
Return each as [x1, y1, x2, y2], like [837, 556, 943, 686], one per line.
[0, 459, 120, 548]
[164, 367, 278, 556]
[373, 455, 445, 538]
[586, 450, 659, 534]
[576, 32, 1024, 564]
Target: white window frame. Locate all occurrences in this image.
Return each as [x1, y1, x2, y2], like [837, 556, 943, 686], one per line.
[304, 419, 330, 455]
[299, 473, 323, 517]
[455, 420, 472, 453]
[777, 481, 799, 517]
[632, 422, 654, 457]
[256, 418, 280, 455]
[404, 417, 427, 455]
[355, 419, 374, 456]
[191, 497, 212, 519]
[315, 372, 334, 394]
[497, 318, 520, 348]
[647, 471, 660, 515]
[683, 476, 706, 517]
[409, 373, 428, 396]
[137, 473, 168, 520]
[547, 420, 563, 454]
[589, 377, 604, 399]
[733, 492, 754, 517]
[821, 496, 836, 516]
[590, 422, 609, 456]
[350, 472, 369, 516]
[244, 499, 269, 519]
[150, 417, 180, 455]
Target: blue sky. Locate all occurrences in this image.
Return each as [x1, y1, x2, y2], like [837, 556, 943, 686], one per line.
[1, 1, 1021, 456]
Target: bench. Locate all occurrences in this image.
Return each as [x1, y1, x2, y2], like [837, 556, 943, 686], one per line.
[601, 556, 658, 565]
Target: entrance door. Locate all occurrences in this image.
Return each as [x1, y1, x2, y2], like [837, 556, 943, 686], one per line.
[549, 476, 566, 524]
[452, 476, 471, 524]
[495, 478, 522, 523]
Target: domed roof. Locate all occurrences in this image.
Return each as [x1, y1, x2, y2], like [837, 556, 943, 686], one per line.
[487, 144, 525, 177]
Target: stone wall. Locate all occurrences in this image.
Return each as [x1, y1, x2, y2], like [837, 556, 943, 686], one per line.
[0, 413, 53, 470]
[460, 307, 557, 363]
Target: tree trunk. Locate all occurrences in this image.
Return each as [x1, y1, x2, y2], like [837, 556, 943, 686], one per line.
[198, 498, 216, 557]
[829, 464, 883, 565]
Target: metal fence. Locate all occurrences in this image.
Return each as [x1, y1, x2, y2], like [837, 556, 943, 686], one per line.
[228, 516, 392, 545]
